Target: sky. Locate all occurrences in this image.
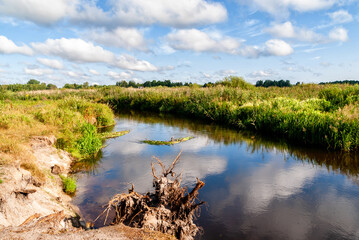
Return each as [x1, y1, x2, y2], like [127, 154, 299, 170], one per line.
[0, 0, 358, 86]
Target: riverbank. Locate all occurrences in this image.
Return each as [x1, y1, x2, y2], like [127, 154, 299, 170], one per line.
[105, 84, 359, 151]
[0, 96, 176, 239]
[0, 97, 114, 229]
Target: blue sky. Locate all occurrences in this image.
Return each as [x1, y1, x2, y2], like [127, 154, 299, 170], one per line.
[0, 0, 358, 86]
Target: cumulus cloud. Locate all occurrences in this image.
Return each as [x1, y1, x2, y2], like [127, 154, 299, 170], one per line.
[328, 10, 353, 24]
[24, 67, 53, 76]
[247, 70, 277, 78]
[264, 39, 294, 56]
[240, 0, 336, 17]
[266, 21, 325, 42]
[31, 37, 158, 71]
[37, 58, 63, 69]
[118, 0, 226, 27]
[87, 27, 148, 51]
[166, 29, 241, 54]
[32, 38, 115, 63]
[166, 29, 293, 57]
[107, 71, 132, 79]
[89, 69, 100, 75]
[65, 71, 88, 79]
[0, 0, 227, 28]
[113, 54, 158, 72]
[0, 35, 33, 55]
[329, 27, 348, 42]
[0, 0, 75, 25]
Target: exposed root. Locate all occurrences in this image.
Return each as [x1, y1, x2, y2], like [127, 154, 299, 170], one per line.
[99, 152, 205, 240]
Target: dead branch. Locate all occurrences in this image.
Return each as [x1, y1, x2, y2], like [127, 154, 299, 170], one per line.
[98, 152, 205, 240]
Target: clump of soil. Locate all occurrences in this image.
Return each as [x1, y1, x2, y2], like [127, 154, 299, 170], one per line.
[99, 152, 205, 240]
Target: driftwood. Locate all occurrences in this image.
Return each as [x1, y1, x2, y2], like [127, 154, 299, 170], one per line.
[97, 152, 205, 240]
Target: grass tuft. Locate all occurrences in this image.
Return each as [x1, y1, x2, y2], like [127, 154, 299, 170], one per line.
[142, 136, 194, 145]
[60, 175, 77, 194]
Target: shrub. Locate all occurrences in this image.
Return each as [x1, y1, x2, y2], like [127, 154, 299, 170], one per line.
[76, 123, 102, 157]
[60, 175, 76, 194]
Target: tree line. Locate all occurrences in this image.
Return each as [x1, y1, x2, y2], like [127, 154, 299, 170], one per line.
[0, 79, 57, 92]
[2, 78, 359, 92]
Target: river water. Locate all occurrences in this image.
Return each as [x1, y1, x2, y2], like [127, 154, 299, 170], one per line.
[73, 111, 359, 239]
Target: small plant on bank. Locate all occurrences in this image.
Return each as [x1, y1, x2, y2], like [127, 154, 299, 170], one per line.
[77, 123, 102, 157]
[60, 175, 76, 194]
[142, 136, 194, 145]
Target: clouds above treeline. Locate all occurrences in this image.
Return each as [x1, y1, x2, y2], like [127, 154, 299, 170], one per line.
[0, 0, 357, 84]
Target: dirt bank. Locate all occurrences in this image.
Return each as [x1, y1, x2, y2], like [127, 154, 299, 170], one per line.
[0, 136, 77, 228]
[0, 136, 175, 239]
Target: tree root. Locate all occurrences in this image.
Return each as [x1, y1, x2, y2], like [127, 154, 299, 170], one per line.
[98, 151, 205, 240]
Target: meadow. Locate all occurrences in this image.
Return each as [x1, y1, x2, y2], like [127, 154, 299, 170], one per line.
[1, 76, 359, 169]
[0, 96, 114, 182]
[104, 78, 359, 151]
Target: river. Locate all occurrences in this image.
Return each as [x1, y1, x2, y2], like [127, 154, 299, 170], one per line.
[73, 111, 359, 239]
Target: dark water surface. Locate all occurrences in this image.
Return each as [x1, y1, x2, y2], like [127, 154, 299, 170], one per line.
[73, 111, 359, 239]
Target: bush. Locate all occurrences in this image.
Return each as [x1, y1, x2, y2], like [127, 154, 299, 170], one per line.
[60, 175, 76, 194]
[76, 123, 102, 157]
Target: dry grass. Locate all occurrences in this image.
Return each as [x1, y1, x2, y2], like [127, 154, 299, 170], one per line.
[0, 98, 114, 182]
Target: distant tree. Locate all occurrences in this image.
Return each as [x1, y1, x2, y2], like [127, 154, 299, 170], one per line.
[319, 80, 359, 85]
[256, 79, 292, 88]
[128, 81, 138, 88]
[203, 82, 214, 87]
[46, 84, 57, 90]
[216, 76, 254, 89]
[27, 79, 40, 85]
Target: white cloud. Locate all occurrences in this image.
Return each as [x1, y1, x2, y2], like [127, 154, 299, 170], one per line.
[24, 67, 53, 76]
[32, 38, 158, 72]
[265, 39, 294, 56]
[0, 0, 227, 28]
[248, 70, 277, 78]
[37, 58, 63, 69]
[32, 38, 115, 63]
[328, 10, 353, 24]
[87, 27, 148, 51]
[0, 0, 75, 25]
[166, 29, 241, 54]
[65, 71, 88, 79]
[89, 69, 99, 75]
[329, 27, 348, 42]
[107, 71, 132, 80]
[87, 0, 227, 28]
[266, 21, 325, 42]
[241, 0, 336, 17]
[0, 35, 33, 55]
[113, 54, 158, 72]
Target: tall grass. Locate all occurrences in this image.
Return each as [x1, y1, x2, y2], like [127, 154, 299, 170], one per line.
[0, 96, 115, 180]
[105, 84, 359, 151]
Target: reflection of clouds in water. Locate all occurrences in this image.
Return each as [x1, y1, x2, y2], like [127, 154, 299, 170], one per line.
[203, 154, 359, 239]
[210, 156, 317, 216]
[317, 187, 359, 235]
[75, 152, 227, 209]
[244, 160, 317, 214]
[173, 136, 211, 152]
[176, 154, 227, 187]
[107, 140, 148, 155]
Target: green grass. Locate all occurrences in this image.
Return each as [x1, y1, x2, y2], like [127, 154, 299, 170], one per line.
[59, 175, 77, 194]
[99, 130, 130, 139]
[142, 136, 194, 145]
[0, 96, 115, 172]
[105, 83, 359, 151]
[0, 179, 3, 184]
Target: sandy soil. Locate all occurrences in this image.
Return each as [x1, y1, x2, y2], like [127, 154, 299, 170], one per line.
[0, 136, 175, 239]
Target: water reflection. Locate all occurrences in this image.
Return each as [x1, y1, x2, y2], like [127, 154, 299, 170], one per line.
[73, 111, 359, 239]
